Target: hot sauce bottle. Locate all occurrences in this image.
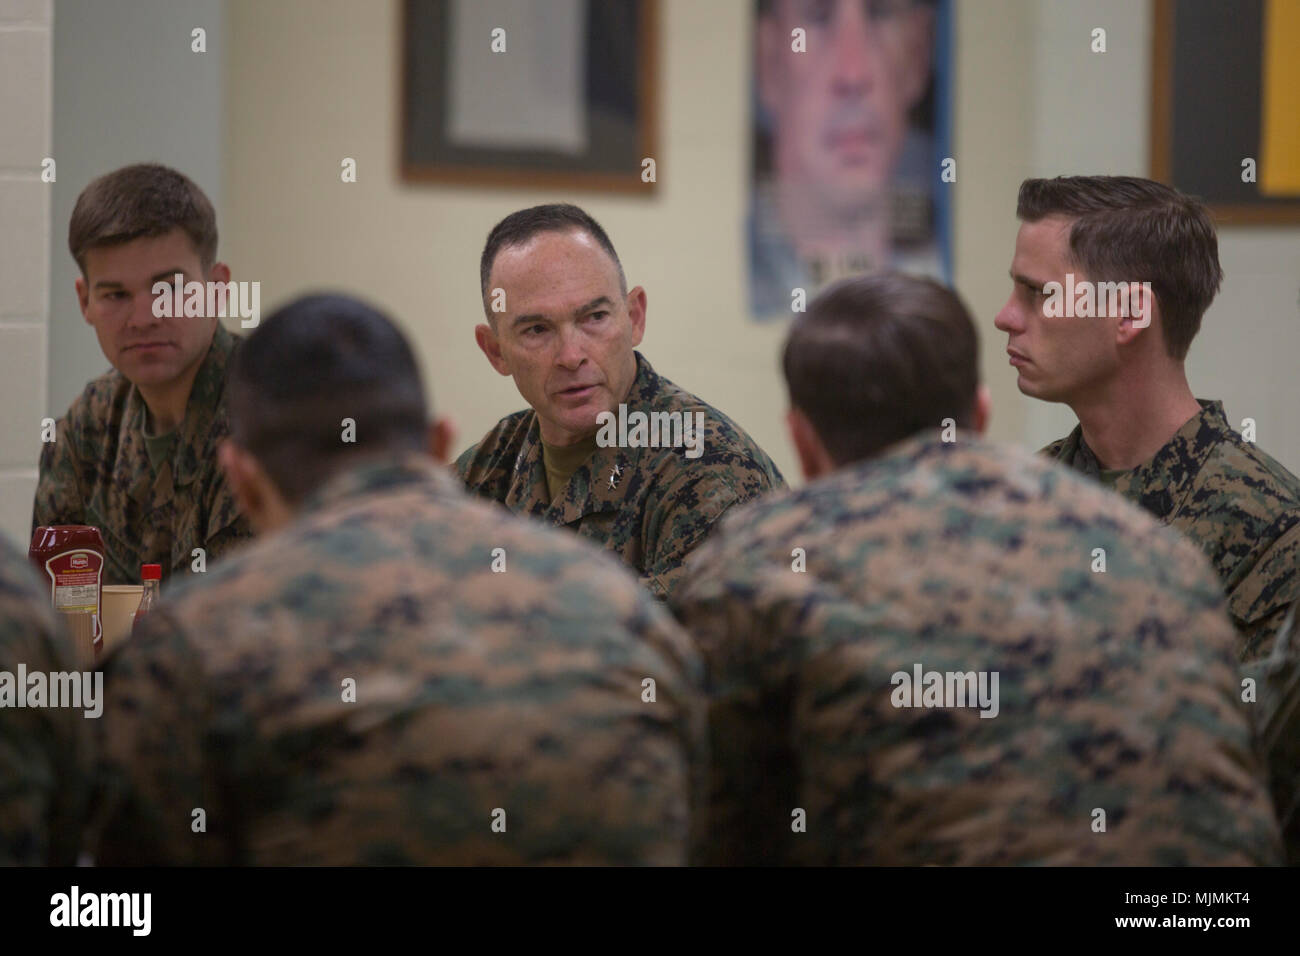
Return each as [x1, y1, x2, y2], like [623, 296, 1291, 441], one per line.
[133, 563, 161, 630]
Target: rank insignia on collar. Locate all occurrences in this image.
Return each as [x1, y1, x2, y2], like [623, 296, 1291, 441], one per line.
[608, 463, 623, 490]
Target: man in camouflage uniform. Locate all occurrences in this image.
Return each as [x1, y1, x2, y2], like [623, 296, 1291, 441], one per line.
[0, 536, 91, 865]
[33, 164, 252, 587]
[89, 294, 701, 865]
[456, 204, 785, 601]
[671, 273, 1283, 865]
[995, 175, 1300, 660]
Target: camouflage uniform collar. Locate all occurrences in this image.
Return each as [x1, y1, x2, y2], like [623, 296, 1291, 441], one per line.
[790, 431, 974, 499]
[1069, 399, 1228, 518]
[509, 351, 660, 525]
[300, 454, 462, 515]
[121, 324, 237, 499]
[859, 430, 976, 473]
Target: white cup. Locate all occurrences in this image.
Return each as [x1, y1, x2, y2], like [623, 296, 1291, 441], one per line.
[100, 585, 144, 654]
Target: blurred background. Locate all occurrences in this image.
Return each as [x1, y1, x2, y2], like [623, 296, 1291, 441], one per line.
[2, 0, 1298, 549]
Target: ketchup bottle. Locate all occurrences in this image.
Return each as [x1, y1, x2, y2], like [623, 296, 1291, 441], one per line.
[29, 525, 106, 666]
[134, 564, 162, 630]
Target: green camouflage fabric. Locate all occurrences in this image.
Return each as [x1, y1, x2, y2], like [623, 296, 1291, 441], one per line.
[1242, 600, 1300, 863]
[455, 351, 786, 601]
[1043, 400, 1300, 660]
[670, 433, 1283, 866]
[32, 324, 254, 588]
[88, 457, 702, 865]
[0, 535, 91, 866]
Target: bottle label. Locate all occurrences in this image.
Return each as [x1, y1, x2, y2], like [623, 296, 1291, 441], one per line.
[43, 548, 104, 612]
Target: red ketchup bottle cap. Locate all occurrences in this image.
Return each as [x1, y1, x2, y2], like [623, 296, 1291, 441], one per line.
[141, 564, 162, 580]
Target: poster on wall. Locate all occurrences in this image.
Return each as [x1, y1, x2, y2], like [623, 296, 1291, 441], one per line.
[748, 0, 953, 320]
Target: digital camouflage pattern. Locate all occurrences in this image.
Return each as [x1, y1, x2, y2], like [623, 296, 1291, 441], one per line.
[32, 324, 254, 588]
[1043, 399, 1300, 660]
[456, 351, 785, 601]
[0, 534, 91, 866]
[1242, 600, 1300, 864]
[670, 433, 1283, 866]
[89, 457, 702, 865]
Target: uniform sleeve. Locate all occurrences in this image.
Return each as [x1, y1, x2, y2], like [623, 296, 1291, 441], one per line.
[89, 607, 222, 865]
[0, 579, 92, 865]
[1242, 602, 1300, 864]
[453, 443, 477, 483]
[32, 415, 87, 534]
[454, 433, 500, 488]
[1227, 521, 1300, 660]
[641, 471, 753, 602]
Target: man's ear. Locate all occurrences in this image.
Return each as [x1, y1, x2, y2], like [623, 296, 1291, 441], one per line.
[427, 417, 456, 465]
[626, 286, 647, 348]
[1117, 282, 1157, 346]
[786, 406, 835, 482]
[204, 262, 232, 327]
[219, 439, 261, 526]
[972, 384, 992, 437]
[475, 322, 512, 376]
[219, 438, 291, 535]
[75, 275, 92, 324]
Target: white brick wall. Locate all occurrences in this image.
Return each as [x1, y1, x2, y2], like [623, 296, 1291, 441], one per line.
[0, 0, 52, 551]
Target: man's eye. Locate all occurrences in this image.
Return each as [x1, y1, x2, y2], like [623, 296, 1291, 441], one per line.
[107, 291, 128, 301]
[523, 324, 547, 336]
[588, 311, 609, 322]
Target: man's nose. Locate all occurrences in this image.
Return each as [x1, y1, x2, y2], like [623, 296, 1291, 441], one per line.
[555, 326, 587, 369]
[127, 289, 165, 328]
[993, 297, 1023, 334]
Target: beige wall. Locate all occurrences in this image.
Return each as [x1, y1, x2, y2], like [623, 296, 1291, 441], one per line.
[222, 0, 1036, 483]
[0, 0, 52, 550]
[23, 0, 1292, 542]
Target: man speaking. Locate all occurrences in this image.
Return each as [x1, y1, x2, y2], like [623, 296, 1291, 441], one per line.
[457, 204, 785, 601]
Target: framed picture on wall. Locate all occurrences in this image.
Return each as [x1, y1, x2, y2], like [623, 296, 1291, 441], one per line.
[401, 0, 658, 194]
[747, 0, 954, 320]
[1151, 0, 1300, 223]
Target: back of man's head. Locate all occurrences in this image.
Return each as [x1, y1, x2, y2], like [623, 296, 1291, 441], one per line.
[1016, 175, 1222, 360]
[227, 293, 429, 505]
[783, 271, 980, 467]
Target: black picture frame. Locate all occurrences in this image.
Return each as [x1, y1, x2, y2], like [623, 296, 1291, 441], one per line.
[1151, 0, 1300, 224]
[401, 0, 659, 194]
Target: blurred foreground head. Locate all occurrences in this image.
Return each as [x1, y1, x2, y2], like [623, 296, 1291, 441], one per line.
[782, 271, 989, 478]
[221, 293, 450, 532]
